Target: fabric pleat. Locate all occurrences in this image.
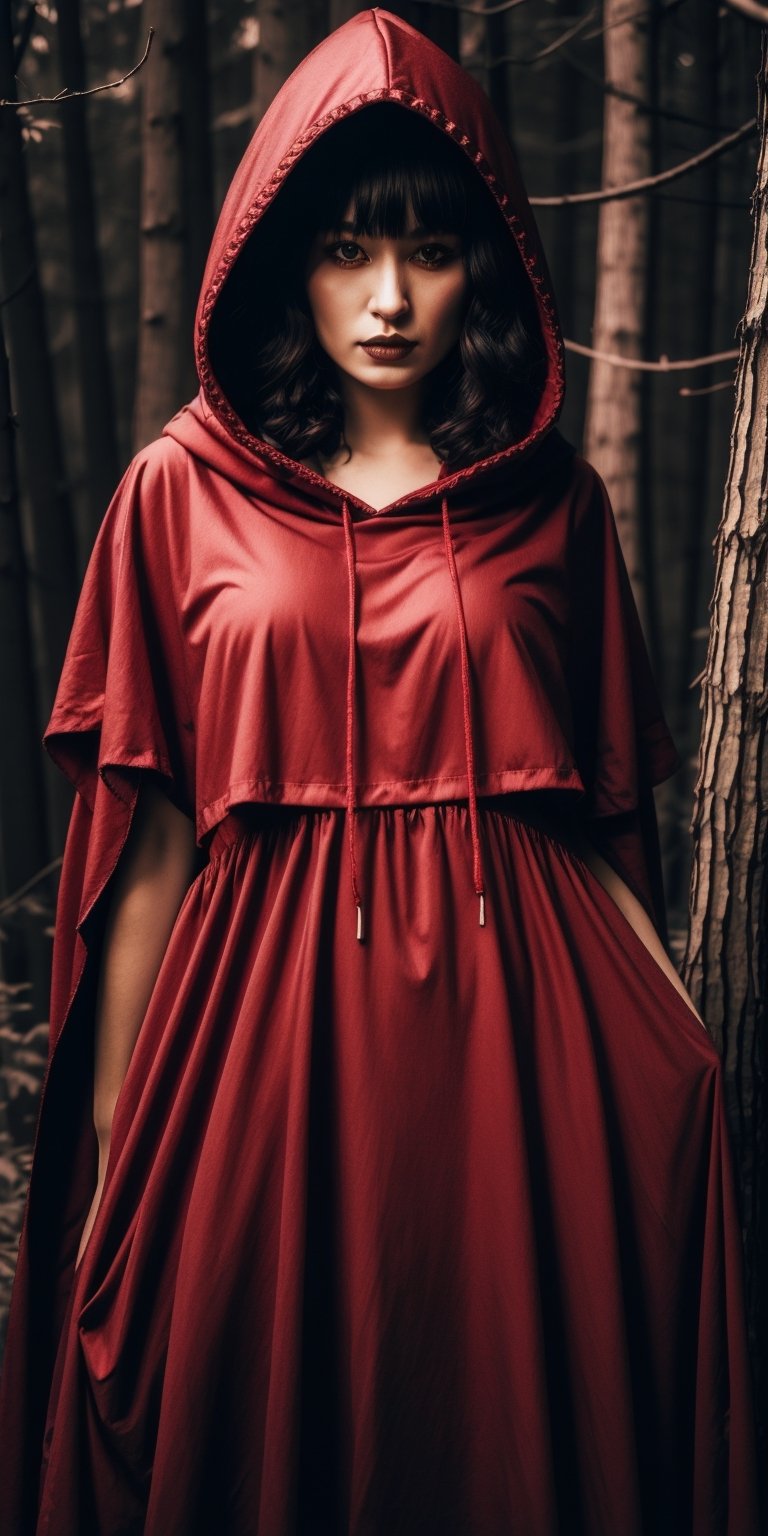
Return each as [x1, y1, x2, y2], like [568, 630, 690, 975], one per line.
[31, 798, 758, 1536]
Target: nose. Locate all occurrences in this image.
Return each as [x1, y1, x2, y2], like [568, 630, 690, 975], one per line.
[368, 255, 410, 320]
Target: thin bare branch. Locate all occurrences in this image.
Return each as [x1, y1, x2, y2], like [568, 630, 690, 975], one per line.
[721, 0, 768, 19]
[463, 6, 597, 69]
[467, 0, 682, 71]
[679, 378, 737, 397]
[420, 0, 530, 13]
[1, 28, 154, 108]
[581, 0, 685, 41]
[558, 44, 738, 134]
[0, 857, 62, 920]
[531, 118, 756, 206]
[565, 338, 740, 371]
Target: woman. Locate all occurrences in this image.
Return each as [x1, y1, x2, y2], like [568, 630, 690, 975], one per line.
[0, 9, 759, 1534]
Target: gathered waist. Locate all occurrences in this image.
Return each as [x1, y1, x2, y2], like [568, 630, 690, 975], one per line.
[204, 789, 588, 865]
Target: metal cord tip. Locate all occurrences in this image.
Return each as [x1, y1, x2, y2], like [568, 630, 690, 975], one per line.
[356, 901, 364, 942]
[478, 891, 485, 926]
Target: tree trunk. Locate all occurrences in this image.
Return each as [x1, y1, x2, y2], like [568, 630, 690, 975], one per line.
[483, 0, 509, 130]
[544, 0, 586, 350]
[409, 1, 458, 61]
[682, 30, 768, 1484]
[134, 0, 187, 450]
[0, 299, 56, 1316]
[662, 6, 721, 921]
[328, 0, 367, 32]
[0, 6, 78, 853]
[0, 314, 47, 893]
[180, 0, 214, 401]
[582, 0, 653, 628]
[253, 0, 326, 128]
[57, 0, 121, 540]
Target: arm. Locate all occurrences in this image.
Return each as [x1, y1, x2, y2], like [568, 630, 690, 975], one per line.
[75, 778, 199, 1269]
[568, 823, 707, 1030]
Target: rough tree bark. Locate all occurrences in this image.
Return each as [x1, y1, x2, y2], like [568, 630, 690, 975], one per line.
[134, 0, 187, 450]
[181, 0, 214, 400]
[582, 0, 653, 629]
[57, 0, 121, 540]
[544, 0, 586, 349]
[253, 0, 326, 128]
[0, 313, 47, 896]
[0, 6, 78, 853]
[682, 29, 768, 1481]
[664, 6, 721, 919]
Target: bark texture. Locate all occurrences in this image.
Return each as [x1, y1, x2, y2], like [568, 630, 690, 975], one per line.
[582, 0, 652, 622]
[0, 6, 77, 851]
[682, 30, 768, 1478]
[134, 0, 187, 449]
[0, 314, 47, 893]
[253, 0, 326, 126]
[57, 0, 121, 538]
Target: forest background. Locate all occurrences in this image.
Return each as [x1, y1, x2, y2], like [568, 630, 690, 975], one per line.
[1, 0, 766, 1486]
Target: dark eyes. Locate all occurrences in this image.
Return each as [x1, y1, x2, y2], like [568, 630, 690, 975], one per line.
[324, 239, 456, 270]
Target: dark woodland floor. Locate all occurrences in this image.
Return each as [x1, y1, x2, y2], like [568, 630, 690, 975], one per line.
[0, 1017, 48, 1365]
[0, 874, 58, 1369]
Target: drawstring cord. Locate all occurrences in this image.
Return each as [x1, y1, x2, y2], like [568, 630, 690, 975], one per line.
[340, 490, 487, 942]
[341, 498, 364, 941]
[441, 494, 486, 928]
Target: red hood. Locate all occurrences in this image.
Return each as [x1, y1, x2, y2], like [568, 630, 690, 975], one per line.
[165, 5, 566, 511]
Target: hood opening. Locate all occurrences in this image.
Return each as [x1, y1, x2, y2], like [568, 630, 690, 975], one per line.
[192, 8, 567, 503]
[207, 100, 549, 478]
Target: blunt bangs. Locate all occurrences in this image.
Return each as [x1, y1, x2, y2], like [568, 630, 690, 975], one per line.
[299, 106, 473, 243]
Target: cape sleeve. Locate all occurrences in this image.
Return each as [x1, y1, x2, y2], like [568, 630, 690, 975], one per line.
[565, 459, 682, 946]
[0, 453, 198, 1531]
[42, 450, 196, 1060]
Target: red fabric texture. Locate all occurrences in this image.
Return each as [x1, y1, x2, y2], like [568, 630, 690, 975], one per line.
[0, 7, 760, 1533]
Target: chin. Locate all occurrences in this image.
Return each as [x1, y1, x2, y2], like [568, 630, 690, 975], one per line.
[338, 362, 419, 390]
[364, 369, 421, 386]
[354, 357, 430, 382]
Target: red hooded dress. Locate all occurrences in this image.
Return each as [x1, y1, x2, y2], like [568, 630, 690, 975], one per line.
[0, 10, 760, 1535]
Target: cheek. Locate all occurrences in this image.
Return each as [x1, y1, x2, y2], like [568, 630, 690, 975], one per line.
[429, 276, 470, 340]
[305, 273, 341, 338]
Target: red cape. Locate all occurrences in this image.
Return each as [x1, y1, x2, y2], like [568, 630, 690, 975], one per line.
[0, 9, 688, 1529]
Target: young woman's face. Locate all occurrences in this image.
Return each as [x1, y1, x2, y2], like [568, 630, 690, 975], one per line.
[303, 198, 470, 392]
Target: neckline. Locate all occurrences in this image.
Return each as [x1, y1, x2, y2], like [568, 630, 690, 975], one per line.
[301, 447, 451, 516]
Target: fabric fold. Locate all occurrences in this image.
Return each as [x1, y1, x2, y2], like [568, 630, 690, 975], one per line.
[441, 492, 486, 927]
[341, 496, 364, 941]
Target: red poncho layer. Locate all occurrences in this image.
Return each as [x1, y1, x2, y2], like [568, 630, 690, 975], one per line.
[0, 9, 759, 1534]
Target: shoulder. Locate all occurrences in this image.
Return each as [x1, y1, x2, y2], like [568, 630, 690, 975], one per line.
[559, 451, 618, 550]
[523, 431, 607, 518]
[567, 449, 609, 506]
[121, 433, 195, 506]
[96, 435, 195, 553]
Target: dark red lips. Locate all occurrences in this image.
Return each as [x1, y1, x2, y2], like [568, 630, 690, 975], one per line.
[359, 338, 417, 360]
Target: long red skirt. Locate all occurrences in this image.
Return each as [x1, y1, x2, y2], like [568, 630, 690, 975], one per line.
[25, 795, 761, 1533]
